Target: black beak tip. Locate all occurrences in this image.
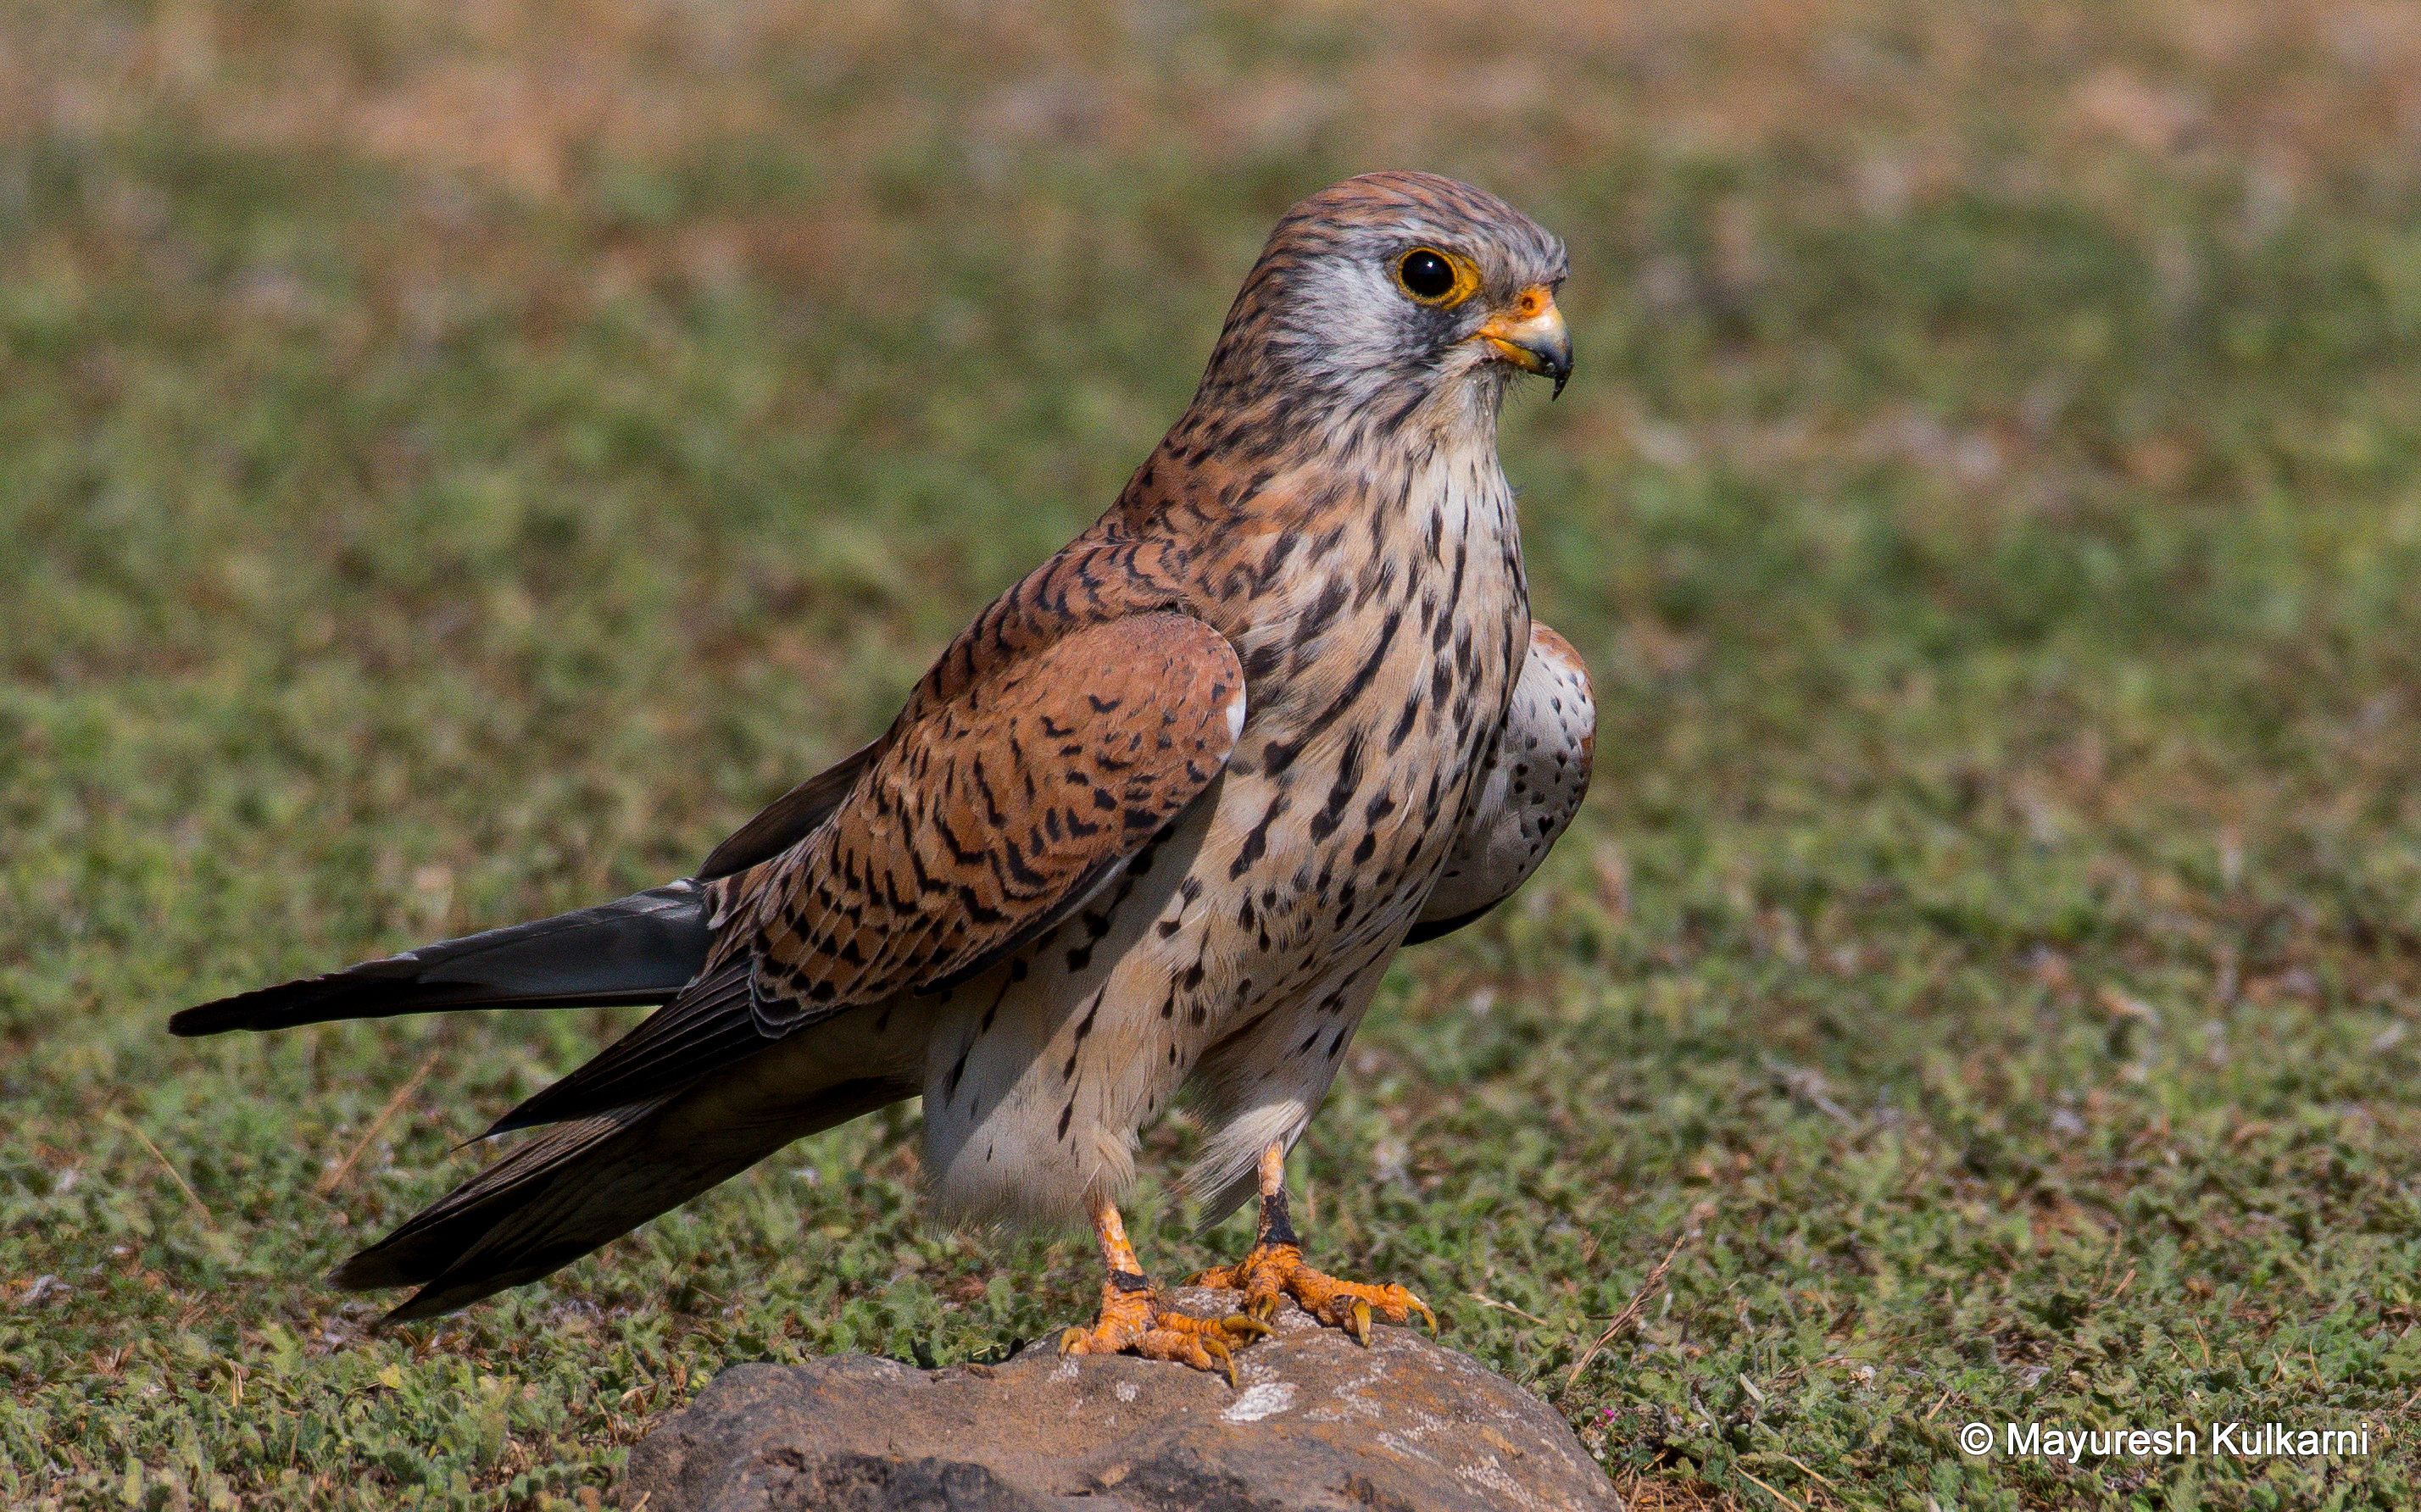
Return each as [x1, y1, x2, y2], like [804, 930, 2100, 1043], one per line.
[1537, 337, 1573, 400]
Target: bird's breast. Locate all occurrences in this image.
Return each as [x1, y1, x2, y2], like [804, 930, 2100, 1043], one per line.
[915, 446, 1531, 1224]
[1188, 445, 1531, 968]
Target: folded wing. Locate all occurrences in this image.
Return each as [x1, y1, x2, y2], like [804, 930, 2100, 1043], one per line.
[1407, 620, 1595, 944]
[489, 610, 1246, 1133]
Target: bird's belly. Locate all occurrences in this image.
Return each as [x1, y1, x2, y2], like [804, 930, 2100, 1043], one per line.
[916, 800, 1216, 1226]
[920, 568, 1522, 1228]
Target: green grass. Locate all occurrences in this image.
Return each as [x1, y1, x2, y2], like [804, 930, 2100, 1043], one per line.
[7, 3, 2421, 1508]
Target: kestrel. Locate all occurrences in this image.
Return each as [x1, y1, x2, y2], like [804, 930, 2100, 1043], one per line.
[174, 172, 1596, 1380]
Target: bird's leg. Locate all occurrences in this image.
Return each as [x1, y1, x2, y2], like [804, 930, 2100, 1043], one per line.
[1190, 1141, 1438, 1346]
[1057, 1188, 1271, 1385]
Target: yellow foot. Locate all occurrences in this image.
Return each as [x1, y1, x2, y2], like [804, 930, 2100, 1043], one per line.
[1057, 1274, 1272, 1386]
[1190, 1242, 1439, 1346]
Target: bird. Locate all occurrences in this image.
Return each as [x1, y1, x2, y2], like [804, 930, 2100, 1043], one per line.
[172, 170, 1597, 1381]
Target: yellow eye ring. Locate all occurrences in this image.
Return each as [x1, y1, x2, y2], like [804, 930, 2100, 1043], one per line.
[1394, 246, 1481, 308]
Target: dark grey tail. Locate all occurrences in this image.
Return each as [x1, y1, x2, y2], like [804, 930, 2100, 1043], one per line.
[336, 1073, 905, 1322]
[169, 881, 712, 1037]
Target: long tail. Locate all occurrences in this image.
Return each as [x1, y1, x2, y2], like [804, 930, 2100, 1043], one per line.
[169, 881, 711, 1037]
[337, 1067, 908, 1322]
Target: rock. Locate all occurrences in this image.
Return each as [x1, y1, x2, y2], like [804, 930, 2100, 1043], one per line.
[621, 1287, 1622, 1512]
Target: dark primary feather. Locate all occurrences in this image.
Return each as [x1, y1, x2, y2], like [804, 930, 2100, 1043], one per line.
[338, 1072, 908, 1322]
[1400, 905, 1494, 948]
[479, 961, 760, 1136]
[168, 732, 883, 1042]
[693, 737, 882, 881]
[166, 881, 712, 1037]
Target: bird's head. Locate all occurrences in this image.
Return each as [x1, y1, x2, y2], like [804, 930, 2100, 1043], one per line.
[1192, 171, 1572, 450]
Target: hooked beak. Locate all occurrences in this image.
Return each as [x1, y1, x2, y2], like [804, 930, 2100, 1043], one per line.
[1472, 285, 1572, 399]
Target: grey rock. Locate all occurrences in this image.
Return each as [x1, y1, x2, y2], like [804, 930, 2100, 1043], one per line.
[621, 1288, 1621, 1512]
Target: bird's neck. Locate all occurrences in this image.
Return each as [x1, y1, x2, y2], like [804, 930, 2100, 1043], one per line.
[1123, 369, 1511, 535]
[1099, 404, 1525, 672]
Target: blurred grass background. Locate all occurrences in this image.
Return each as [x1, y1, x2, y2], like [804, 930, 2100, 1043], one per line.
[6, 1, 2421, 1507]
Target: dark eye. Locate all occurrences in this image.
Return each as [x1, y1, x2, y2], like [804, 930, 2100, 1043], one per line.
[1398, 248, 1456, 301]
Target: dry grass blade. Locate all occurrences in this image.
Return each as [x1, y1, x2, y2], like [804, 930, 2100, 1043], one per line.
[1564, 1229, 1689, 1394]
[108, 1110, 215, 1231]
[1733, 1465, 1806, 1512]
[316, 1056, 439, 1197]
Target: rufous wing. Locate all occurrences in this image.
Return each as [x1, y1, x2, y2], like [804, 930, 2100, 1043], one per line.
[487, 611, 1245, 1134]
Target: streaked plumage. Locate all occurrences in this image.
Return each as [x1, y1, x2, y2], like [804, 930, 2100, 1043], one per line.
[174, 171, 1595, 1359]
